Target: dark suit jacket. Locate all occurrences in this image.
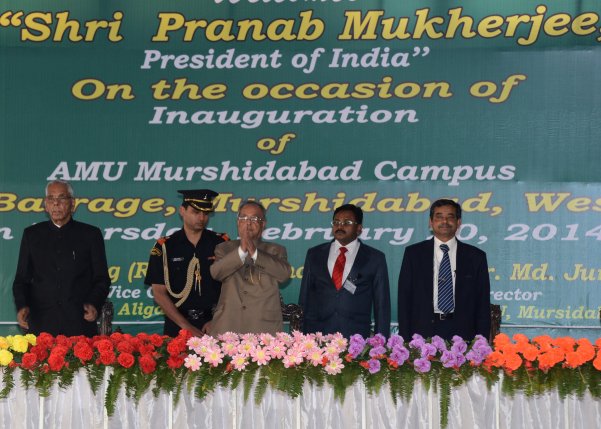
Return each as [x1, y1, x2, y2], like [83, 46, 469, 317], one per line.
[397, 239, 490, 341]
[13, 219, 110, 337]
[299, 240, 391, 338]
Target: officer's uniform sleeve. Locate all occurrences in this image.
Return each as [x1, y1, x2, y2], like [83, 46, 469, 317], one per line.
[144, 238, 166, 286]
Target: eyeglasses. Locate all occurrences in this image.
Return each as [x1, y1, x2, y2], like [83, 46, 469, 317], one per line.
[45, 196, 72, 205]
[331, 220, 359, 227]
[237, 215, 264, 224]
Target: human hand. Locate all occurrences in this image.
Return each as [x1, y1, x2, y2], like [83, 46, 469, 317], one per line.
[83, 303, 98, 321]
[17, 307, 30, 329]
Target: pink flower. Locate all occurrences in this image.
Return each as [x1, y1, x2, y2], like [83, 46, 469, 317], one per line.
[184, 354, 202, 371]
[186, 337, 204, 354]
[251, 346, 271, 366]
[203, 347, 224, 367]
[324, 357, 345, 375]
[259, 333, 275, 346]
[269, 342, 287, 359]
[307, 348, 324, 366]
[231, 354, 249, 371]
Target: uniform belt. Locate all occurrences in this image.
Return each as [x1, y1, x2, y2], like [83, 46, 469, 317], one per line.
[434, 313, 454, 321]
[187, 309, 207, 320]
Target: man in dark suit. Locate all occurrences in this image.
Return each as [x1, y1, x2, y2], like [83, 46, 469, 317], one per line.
[13, 180, 110, 337]
[299, 204, 391, 338]
[397, 199, 490, 341]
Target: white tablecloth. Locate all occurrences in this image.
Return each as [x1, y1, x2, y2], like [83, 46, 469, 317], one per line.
[1, 371, 599, 428]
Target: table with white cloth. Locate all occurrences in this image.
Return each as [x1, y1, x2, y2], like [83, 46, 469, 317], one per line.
[0, 371, 600, 428]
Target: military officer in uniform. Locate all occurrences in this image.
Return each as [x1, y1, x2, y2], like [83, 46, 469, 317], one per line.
[145, 190, 228, 337]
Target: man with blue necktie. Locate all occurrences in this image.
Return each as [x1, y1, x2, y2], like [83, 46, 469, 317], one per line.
[397, 199, 491, 341]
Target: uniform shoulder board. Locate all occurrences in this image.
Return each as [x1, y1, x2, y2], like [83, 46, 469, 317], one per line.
[150, 236, 170, 256]
[217, 232, 230, 241]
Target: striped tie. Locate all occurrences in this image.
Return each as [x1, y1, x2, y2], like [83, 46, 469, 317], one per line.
[438, 244, 454, 314]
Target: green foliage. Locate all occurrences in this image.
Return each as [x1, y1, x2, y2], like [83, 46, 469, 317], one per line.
[438, 369, 452, 429]
[85, 364, 105, 395]
[242, 364, 257, 402]
[57, 366, 76, 390]
[0, 368, 15, 399]
[388, 366, 416, 403]
[254, 367, 269, 405]
[105, 368, 125, 416]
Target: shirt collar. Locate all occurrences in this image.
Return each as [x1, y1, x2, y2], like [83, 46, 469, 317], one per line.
[334, 238, 359, 253]
[434, 236, 457, 252]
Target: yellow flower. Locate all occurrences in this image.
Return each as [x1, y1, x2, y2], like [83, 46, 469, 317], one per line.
[0, 337, 9, 350]
[24, 334, 37, 346]
[10, 336, 29, 353]
[0, 349, 13, 366]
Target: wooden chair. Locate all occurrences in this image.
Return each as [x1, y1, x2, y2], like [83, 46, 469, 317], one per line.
[490, 304, 502, 341]
[98, 300, 114, 335]
[280, 296, 303, 332]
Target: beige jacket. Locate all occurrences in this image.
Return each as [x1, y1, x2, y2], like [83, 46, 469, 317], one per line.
[209, 240, 291, 335]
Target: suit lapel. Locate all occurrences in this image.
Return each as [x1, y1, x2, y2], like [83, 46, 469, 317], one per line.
[347, 242, 367, 283]
[423, 239, 435, 305]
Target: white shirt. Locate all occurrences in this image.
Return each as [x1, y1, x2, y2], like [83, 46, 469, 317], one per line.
[327, 239, 360, 284]
[433, 236, 457, 313]
[238, 247, 258, 263]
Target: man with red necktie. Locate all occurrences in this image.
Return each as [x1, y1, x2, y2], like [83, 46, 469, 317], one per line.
[299, 204, 391, 338]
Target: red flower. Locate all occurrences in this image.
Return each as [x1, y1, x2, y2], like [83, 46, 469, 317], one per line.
[21, 352, 38, 370]
[37, 333, 55, 349]
[138, 344, 155, 355]
[116, 340, 135, 354]
[167, 355, 185, 369]
[99, 350, 116, 365]
[167, 339, 186, 356]
[48, 350, 67, 371]
[387, 358, 399, 369]
[359, 360, 369, 369]
[139, 354, 157, 374]
[117, 352, 135, 368]
[149, 334, 164, 348]
[56, 335, 73, 348]
[110, 332, 124, 343]
[30, 345, 49, 362]
[95, 339, 114, 353]
[344, 354, 353, 362]
[74, 342, 94, 363]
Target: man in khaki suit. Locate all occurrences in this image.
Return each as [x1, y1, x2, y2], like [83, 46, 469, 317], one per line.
[209, 201, 291, 335]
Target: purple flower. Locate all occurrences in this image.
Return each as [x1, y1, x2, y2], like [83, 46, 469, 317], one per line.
[466, 338, 492, 364]
[390, 346, 410, 365]
[441, 350, 466, 368]
[350, 334, 366, 348]
[387, 334, 404, 350]
[348, 343, 365, 358]
[369, 345, 387, 358]
[431, 336, 447, 352]
[368, 359, 381, 374]
[409, 334, 426, 349]
[393, 345, 410, 362]
[367, 334, 386, 348]
[413, 357, 431, 373]
[451, 337, 468, 354]
[420, 343, 437, 358]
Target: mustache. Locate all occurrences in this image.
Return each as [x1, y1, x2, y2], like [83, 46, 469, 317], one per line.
[335, 229, 346, 234]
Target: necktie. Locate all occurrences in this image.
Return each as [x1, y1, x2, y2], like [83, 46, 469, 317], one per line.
[438, 244, 454, 313]
[332, 247, 348, 290]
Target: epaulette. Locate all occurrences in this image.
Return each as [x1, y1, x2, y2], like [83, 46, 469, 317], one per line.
[150, 236, 170, 256]
[217, 232, 230, 241]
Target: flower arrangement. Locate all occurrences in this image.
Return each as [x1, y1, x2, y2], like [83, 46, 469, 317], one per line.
[1, 331, 600, 428]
